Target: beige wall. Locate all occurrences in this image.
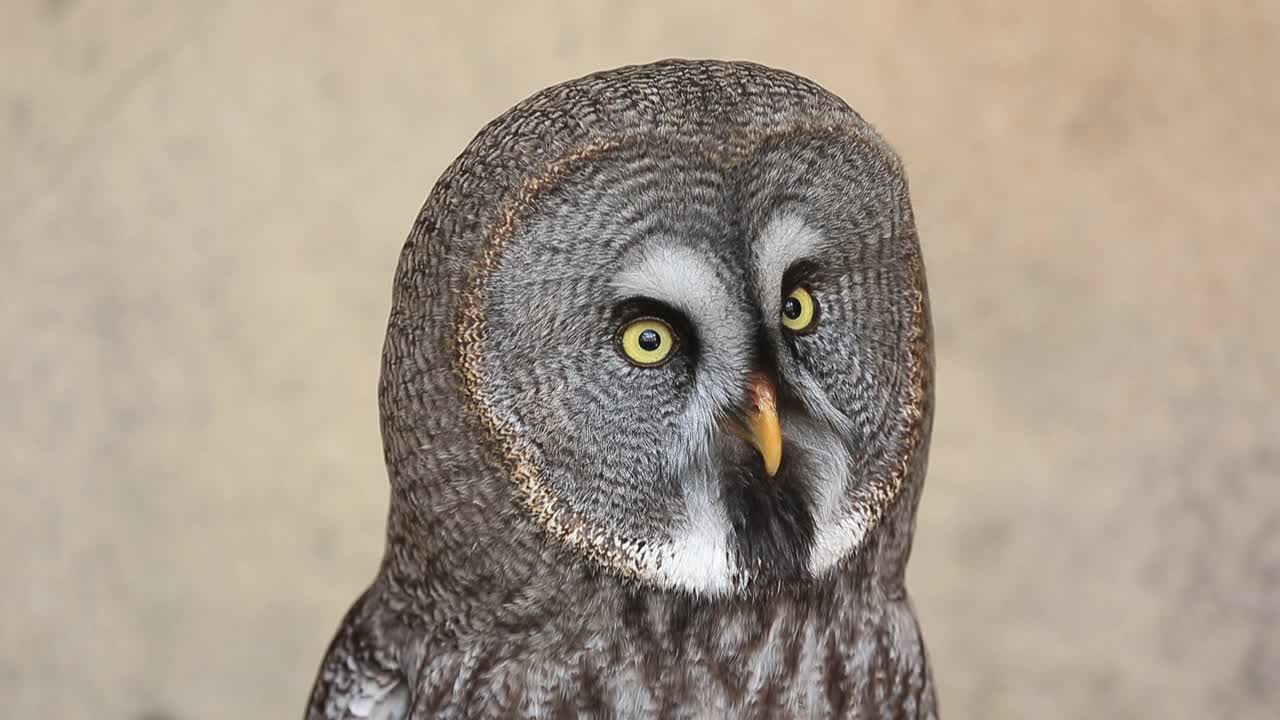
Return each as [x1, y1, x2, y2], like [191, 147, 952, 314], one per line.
[3, 2, 1277, 718]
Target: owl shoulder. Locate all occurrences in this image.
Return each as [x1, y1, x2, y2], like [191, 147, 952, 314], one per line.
[305, 588, 410, 720]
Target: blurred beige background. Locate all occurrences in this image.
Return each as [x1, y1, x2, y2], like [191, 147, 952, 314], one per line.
[3, 1, 1278, 718]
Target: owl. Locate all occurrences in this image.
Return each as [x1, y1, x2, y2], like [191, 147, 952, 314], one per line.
[306, 59, 936, 719]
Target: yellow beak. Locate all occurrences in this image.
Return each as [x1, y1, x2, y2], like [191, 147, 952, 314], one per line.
[743, 372, 783, 477]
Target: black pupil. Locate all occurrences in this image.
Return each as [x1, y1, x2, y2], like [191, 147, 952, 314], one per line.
[637, 328, 662, 351]
[783, 296, 803, 320]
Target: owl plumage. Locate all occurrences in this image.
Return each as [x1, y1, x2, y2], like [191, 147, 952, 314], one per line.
[306, 59, 937, 719]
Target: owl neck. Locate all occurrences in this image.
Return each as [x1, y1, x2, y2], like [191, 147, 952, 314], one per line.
[371, 485, 932, 716]
[376, 461, 925, 638]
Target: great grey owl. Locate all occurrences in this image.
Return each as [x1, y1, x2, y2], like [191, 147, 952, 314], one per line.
[306, 59, 937, 719]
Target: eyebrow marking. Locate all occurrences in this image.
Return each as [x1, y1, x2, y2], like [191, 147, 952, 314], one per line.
[610, 237, 750, 355]
[753, 213, 828, 316]
[612, 242, 729, 317]
[611, 238, 750, 365]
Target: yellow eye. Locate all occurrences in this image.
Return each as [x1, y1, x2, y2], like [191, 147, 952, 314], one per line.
[781, 286, 818, 333]
[619, 318, 676, 367]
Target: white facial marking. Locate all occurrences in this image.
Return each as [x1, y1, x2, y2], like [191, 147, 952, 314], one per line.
[612, 242, 728, 319]
[614, 241, 749, 595]
[754, 212, 879, 576]
[790, 383, 873, 576]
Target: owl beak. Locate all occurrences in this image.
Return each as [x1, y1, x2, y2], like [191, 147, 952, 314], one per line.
[743, 372, 783, 477]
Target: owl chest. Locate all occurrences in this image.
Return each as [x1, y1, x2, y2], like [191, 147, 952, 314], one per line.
[409, 611, 934, 719]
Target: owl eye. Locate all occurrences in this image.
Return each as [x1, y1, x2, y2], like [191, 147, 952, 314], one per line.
[781, 286, 819, 333]
[618, 318, 676, 367]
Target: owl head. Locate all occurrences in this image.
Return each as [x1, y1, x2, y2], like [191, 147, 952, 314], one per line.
[379, 60, 933, 599]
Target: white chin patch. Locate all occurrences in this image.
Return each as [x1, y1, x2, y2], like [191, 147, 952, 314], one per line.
[805, 447, 863, 576]
[806, 452, 875, 575]
[788, 414, 872, 577]
[808, 512, 871, 576]
[643, 480, 739, 596]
